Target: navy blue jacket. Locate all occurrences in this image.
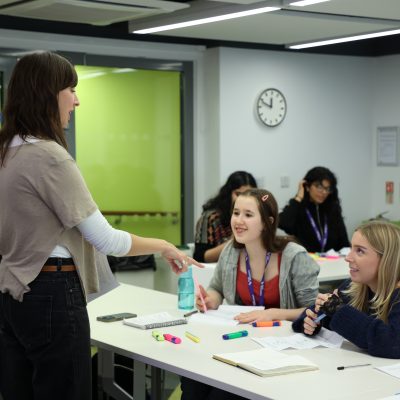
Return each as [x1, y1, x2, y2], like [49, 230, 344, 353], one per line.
[292, 279, 400, 358]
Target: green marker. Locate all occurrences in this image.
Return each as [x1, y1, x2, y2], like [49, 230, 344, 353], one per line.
[152, 330, 165, 341]
[222, 330, 248, 340]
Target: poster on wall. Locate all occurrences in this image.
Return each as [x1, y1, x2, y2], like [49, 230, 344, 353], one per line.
[377, 126, 398, 166]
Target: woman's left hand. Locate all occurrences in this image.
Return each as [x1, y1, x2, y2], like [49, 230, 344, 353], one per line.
[314, 292, 331, 313]
[234, 309, 279, 324]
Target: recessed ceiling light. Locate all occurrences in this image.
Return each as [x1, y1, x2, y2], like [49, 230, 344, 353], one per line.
[289, 0, 330, 6]
[289, 28, 400, 49]
[133, 6, 280, 34]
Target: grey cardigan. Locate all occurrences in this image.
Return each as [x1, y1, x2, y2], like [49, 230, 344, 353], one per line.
[208, 241, 320, 309]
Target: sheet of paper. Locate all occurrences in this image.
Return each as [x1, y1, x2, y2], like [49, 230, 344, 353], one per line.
[375, 363, 400, 379]
[217, 305, 265, 315]
[315, 328, 344, 348]
[253, 334, 317, 350]
[189, 312, 239, 326]
[252, 328, 344, 350]
[189, 305, 264, 326]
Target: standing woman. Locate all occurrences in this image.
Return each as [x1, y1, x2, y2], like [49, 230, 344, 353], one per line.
[279, 166, 349, 253]
[0, 52, 200, 400]
[292, 221, 400, 358]
[193, 171, 257, 262]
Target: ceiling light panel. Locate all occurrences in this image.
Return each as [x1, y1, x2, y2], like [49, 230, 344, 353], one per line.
[289, 0, 330, 6]
[0, 0, 189, 25]
[133, 6, 280, 34]
[289, 28, 400, 49]
[286, 0, 400, 20]
[209, 0, 273, 3]
[134, 10, 399, 47]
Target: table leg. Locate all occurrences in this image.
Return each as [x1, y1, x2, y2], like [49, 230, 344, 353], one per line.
[150, 366, 162, 400]
[96, 349, 163, 400]
[133, 360, 147, 400]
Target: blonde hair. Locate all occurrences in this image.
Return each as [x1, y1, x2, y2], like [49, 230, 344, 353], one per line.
[345, 221, 400, 322]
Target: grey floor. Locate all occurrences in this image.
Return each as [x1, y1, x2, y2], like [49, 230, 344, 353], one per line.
[113, 256, 182, 400]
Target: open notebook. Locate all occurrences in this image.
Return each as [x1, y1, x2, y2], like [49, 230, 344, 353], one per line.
[213, 347, 318, 377]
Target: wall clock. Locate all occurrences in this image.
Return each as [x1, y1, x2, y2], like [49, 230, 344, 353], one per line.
[256, 88, 287, 127]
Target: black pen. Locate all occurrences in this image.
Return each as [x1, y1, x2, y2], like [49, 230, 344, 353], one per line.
[184, 310, 198, 318]
[337, 363, 371, 370]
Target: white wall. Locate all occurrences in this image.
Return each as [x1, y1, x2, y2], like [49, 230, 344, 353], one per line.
[370, 55, 400, 222]
[1, 29, 399, 238]
[205, 47, 374, 236]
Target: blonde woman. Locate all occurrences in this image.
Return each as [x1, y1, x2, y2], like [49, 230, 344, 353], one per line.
[292, 221, 400, 358]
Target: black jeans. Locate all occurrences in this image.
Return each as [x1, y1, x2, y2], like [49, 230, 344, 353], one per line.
[0, 270, 91, 400]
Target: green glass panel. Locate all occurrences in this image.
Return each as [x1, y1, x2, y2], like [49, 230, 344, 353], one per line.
[75, 65, 181, 244]
[0, 71, 3, 126]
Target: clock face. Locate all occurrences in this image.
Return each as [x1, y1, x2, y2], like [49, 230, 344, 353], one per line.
[256, 88, 287, 127]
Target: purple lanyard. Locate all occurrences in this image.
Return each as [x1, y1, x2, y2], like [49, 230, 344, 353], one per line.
[305, 208, 328, 252]
[244, 250, 272, 307]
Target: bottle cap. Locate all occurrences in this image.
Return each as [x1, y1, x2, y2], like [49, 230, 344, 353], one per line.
[179, 265, 192, 278]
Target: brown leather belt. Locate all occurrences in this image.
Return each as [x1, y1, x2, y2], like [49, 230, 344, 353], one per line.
[42, 265, 76, 272]
[41, 257, 76, 272]
[41, 265, 76, 272]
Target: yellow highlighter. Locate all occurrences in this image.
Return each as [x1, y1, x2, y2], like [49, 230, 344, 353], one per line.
[152, 330, 165, 341]
[185, 331, 200, 343]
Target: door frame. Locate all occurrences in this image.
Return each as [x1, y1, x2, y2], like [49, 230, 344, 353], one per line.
[60, 51, 194, 245]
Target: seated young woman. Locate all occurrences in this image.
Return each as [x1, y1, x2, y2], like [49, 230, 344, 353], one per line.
[196, 188, 320, 322]
[193, 170, 257, 262]
[292, 220, 400, 359]
[180, 189, 319, 400]
[279, 166, 349, 253]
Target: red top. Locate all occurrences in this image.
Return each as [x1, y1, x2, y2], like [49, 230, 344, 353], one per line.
[236, 253, 281, 308]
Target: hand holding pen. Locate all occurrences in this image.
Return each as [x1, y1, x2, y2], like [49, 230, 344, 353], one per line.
[303, 291, 334, 335]
[303, 308, 320, 336]
[195, 283, 210, 312]
[195, 283, 224, 312]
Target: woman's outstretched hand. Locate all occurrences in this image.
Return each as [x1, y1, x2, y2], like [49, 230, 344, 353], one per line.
[161, 244, 203, 274]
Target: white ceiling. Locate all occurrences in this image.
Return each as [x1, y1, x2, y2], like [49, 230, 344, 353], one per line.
[129, 0, 400, 49]
[0, 0, 399, 55]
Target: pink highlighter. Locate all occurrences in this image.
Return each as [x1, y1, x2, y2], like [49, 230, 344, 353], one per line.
[163, 334, 181, 344]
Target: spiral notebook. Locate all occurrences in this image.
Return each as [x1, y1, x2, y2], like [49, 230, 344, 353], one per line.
[123, 311, 187, 330]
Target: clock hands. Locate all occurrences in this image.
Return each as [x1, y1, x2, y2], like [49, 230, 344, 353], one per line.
[261, 97, 273, 108]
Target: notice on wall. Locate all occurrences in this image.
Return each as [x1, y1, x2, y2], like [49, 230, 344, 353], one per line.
[377, 127, 398, 166]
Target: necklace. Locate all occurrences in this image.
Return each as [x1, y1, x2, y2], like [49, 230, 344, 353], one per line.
[244, 249, 272, 307]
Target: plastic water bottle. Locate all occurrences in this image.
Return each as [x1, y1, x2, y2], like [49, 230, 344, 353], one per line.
[178, 266, 194, 310]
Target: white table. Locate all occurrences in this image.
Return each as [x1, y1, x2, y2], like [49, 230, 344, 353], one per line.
[317, 256, 349, 282]
[88, 284, 400, 400]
